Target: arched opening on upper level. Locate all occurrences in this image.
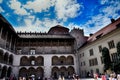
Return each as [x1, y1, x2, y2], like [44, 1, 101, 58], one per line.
[20, 56, 29, 66]
[36, 56, 44, 66]
[9, 54, 13, 65]
[52, 56, 59, 65]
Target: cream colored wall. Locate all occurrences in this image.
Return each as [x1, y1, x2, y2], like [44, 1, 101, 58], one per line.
[12, 53, 76, 78]
[78, 28, 120, 77]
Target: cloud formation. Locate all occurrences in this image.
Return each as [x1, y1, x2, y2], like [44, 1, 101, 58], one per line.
[8, 0, 29, 15]
[54, 0, 81, 21]
[1, 0, 119, 36]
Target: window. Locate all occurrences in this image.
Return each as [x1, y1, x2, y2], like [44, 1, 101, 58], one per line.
[98, 45, 102, 52]
[111, 53, 119, 63]
[30, 49, 35, 55]
[89, 58, 98, 66]
[81, 61, 85, 66]
[80, 54, 81, 58]
[17, 49, 22, 54]
[108, 40, 115, 49]
[83, 61, 86, 66]
[89, 49, 94, 56]
[82, 53, 84, 57]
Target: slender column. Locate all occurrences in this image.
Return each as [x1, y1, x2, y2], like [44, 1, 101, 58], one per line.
[13, 38, 16, 51]
[5, 31, 8, 48]
[9, 35, 13, 51]
[0, 27, 3, 38]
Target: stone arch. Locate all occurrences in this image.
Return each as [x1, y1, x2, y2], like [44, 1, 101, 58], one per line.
[1, 66, 7, 78]
[7, 67, 12, 77]
[19, 67, 28, 77]
[66, 56, 74, 65]
[60, 67, 67, 77]
[52, 56, 59, 65]
[36, 67, 44, 78]
[29, 56, 36, 66]
[52, 67, 59, 79]
[36, 56, 44, 66]
[67, 66, 75, 76]
[20, 56, 29, 66]
[9, 54, 13, 65]
[59, 56, 66, 65]
[4, 52, 9, 64]
[28, 67, 36, 77]
[0, 49, 4, 63]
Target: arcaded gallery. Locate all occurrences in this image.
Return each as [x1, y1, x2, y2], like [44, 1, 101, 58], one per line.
[0, 14, 120, 79]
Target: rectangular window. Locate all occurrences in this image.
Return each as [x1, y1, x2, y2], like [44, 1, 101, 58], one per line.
[111, 53, 119, 63]
[89, 49, 94, 56]
[30, 49, 35, 55]
[98, 45, 102, 52]
[82, 53, 84, 57]
[108, 40, 115, 49]
[17, 49, 22, 54]
[83, 61, 85, 66]
[89, 58, 98, 66]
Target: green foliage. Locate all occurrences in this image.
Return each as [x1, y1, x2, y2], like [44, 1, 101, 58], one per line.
[102, 47, 112, 71]
[117, 42, 120, 55]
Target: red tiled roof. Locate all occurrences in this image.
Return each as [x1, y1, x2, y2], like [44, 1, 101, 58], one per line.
[87, 17, 120, 42]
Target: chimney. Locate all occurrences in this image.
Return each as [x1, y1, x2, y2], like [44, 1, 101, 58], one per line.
[111, 18, 115, 23]
[89, 33, 93, 36]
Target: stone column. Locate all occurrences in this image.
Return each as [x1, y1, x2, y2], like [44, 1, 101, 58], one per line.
[5, 31, 8, 48]
[9, 35, 13, 51]
[0, 27, 3, 38]
[13, 38, 16, 52]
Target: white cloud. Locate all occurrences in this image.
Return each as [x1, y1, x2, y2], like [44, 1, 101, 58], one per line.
[23, 0, 82, 21]
[23, 0, 55, 13]
[14, 17, 62, 33]
[77, 0, 120, 36]
[99, 0, 109, 4]
[54, 0, 82, 21]
[0, 6, 4, 13]
[80, 14, 111, 36]
[100, 1, 120, 19]
[0, 0, 3, 3]
[8, 0, 29, 15]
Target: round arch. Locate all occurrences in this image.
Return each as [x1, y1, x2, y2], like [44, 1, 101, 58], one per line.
[36, 67, 44, 78]
[52, 67, 59, 79]
[20, 56, 29, 66]
[4, 52, 9, 64]
[36, 56, 44, 66]
[29, 56, 36, 66]
[59, 56, 66, 65]
[1, 66, 7, 78]
[28, 67, 36, 77]
[19, 67, 28, 77]
[7, 67, 12, 77]
[9, 54, 13, 65]
[52, 56, 59, 65]
[0, 49, 4, 63]
[67, 66, 75, 76]
[60, 67, 67, 77]
[66, 56, 74, 65]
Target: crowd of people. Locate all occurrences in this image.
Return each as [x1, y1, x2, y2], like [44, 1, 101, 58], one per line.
[7, 72, 120, 80]
[93, 72, 120, 80]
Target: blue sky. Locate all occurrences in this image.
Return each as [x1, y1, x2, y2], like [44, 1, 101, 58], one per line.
[0, 0, 120, 36]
